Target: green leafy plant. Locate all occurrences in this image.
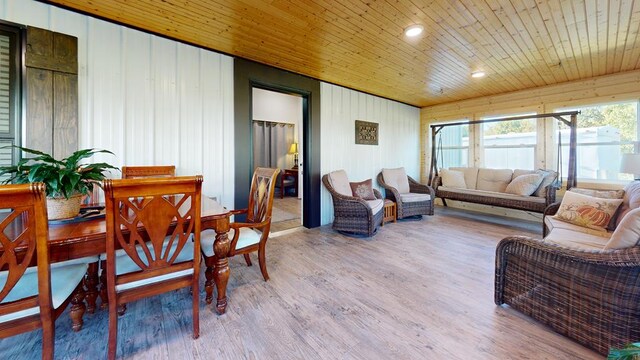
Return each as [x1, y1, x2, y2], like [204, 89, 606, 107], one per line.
[0, 146, 118, 199]
[609, 343, 640, 360]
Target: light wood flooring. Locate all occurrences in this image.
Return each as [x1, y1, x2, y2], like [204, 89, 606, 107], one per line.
[0, 208, 600, 359]
[271, 196, 301, 233]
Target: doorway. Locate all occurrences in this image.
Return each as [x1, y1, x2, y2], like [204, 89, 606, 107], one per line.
[252, 87, 303, 232]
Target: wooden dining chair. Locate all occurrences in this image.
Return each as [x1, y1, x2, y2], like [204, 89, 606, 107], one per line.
[121, 165, 176, 179]
[0, 183, 88, 360]
[201, 167, 279, 303]
[102, 176, 202, 360]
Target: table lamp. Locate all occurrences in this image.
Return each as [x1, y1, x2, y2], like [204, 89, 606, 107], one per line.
[620, 153, 640, 180]
[288, 142, 298, 169]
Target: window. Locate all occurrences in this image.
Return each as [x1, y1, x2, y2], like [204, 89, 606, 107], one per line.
[0, 23, 22, 171]
[558, 101, 638, 182]
[482, 114, 537, 169]
[437, 122, 468, 168]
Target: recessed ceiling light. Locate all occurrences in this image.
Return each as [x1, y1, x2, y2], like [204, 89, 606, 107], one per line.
[471, 71, 486, 78]
[404, 24, 424, 37]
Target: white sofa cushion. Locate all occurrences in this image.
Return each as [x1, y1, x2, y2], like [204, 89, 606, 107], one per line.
[440, 169, 466, 188]
[0, 261, 88, 323]
[544, 216, 611, 237]
[544, 228, 611, 251]
[399, 193, 431, 203]
[476, 168, 513, 192]
[450, 167, 479, 190]
[533, 170, 557, 198]
[614, 181, 640, 228]
[201, 228, 262, 257]
[438, 187, 546, 203]
[555, 191, 623, 231]
[382, 167, 410, 194]
[365, 199, 384, 214]
[604, 207, 640, 250]
[505, 173, 544, 196]
[328, 170, 352, 197]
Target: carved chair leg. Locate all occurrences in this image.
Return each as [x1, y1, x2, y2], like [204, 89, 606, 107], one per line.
[258, 247, 269, 282]
[70, 283, 86, 332]
[243, 253, 252, 266]
[204, 263, 215, 305]
[84, 262, 99, 314]
[99, 260, 109, 309]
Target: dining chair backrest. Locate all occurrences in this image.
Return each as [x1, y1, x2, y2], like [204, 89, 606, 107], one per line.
[246, 167, 279, 224]
[103, 176, 202, 279]
[121, 165, 176, 179]
[0, 183, 55, 359]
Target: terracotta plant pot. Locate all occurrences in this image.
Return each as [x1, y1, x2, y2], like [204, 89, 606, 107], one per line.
[46, 194, 83, 220]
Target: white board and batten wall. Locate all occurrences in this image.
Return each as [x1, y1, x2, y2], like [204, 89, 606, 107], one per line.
[3, 0, 235, 206]
[3, 0, 421, 224]
[320, 83, 421, 225]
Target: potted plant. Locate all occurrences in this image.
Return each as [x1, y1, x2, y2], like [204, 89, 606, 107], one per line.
[609, 343, 640, 360]
[0, 146, 118, 220]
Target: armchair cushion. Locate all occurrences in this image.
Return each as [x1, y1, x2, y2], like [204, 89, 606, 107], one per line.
[382, 167, 410, 194]
[366, 199, 384, 214]
[615, 181, 640, 228]
[201, 228, 262, 257]
[543, 228, 611, 251]
[555, 191, 623, 231]
[350, 179, 376, 200]
[440, 169, 467, 189]
[399, 193, 431, 203]
[605, 207, 640, 250]
[505, 173, 544, 196]
[544, 216, 612, 237]
[327, 170, 352, 197]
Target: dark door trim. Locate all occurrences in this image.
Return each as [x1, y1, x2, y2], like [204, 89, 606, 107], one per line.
[234, 59, 321, 228]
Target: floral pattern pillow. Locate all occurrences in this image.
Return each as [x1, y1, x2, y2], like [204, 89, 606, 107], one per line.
[349, 179, 376, 200]
[554, 191, 623, 231]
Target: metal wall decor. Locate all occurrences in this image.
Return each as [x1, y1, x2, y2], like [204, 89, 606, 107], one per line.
[355, 120, 379, 145]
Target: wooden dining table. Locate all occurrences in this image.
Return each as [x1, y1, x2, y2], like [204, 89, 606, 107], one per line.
[5, 196, 233, 331]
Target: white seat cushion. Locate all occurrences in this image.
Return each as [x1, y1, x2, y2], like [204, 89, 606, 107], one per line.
[545, 216, 611, 237]
[450, 167, 479, 190]
[438, 187, 546, 204]
[399, 193, 431, 203]
[365, 199, 384, 214]
[201, 228, 262, 257]
[382, 167, 410, 194]
[543, 228, 611, 251]
[328, 170, 352, 197]
[476, 168, 513, 193]
[114, 237, 195, 292]
[0, 261, 88, 323]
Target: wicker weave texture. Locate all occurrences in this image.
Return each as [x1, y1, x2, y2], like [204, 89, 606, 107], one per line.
[322, 174, 383, 236]
[495, 236, 640, 355]
[376, 173, 435, 219]
[432, 175, 556, 213]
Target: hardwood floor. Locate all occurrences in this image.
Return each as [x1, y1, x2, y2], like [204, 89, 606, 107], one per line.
[0, 209, 600, 359]
[271, 196, 301, 233]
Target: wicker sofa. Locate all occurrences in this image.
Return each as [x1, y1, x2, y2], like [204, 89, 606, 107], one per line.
[495, 182, 640, 355]
[432, 167, 557, 213]
[377, 167, 435, 219]
[322, 170, 384, 236]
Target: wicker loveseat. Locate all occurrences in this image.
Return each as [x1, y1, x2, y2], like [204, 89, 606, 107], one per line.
[432, 167, 557, 213]
[495, 182, 640, 355]
[377, 167, 435, 219]
[322, 170, 384, 236]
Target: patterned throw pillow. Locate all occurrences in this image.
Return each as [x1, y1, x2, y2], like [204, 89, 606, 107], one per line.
[554, 191, 623, 231]
[350, 179, 376, 200]
[505, 173, 544, 196]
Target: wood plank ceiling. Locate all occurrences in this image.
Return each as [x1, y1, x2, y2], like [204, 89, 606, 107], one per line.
[41, 0, 640, 107]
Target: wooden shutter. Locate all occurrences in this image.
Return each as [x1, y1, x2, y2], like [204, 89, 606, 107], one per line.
[25, 26, 78, 159]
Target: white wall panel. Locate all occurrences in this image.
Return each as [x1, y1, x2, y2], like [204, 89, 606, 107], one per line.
[320, 83, 420, 225]
[2, 0, 235, 207]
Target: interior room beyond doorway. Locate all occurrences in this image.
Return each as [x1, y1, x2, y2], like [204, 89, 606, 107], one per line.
[252, 87, 303, 232]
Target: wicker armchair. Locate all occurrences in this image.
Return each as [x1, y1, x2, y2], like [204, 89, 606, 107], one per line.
[322, 171, 383, 236]
[377, 168, 435, 219]
[495, 236, 640, 355]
